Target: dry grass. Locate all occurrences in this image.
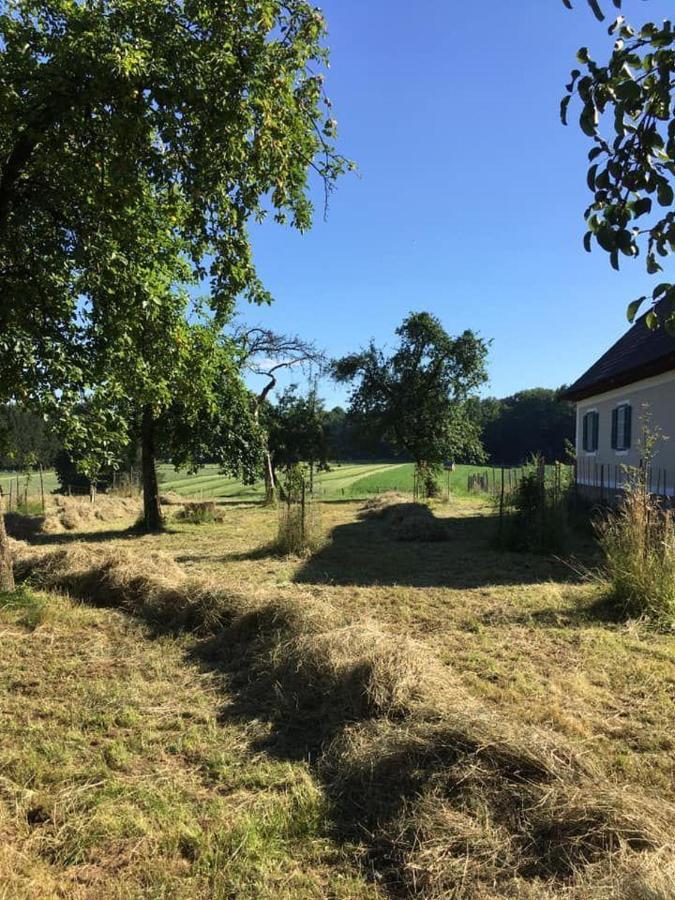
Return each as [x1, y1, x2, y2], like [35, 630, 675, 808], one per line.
[10, 510, 675, 898]
[359, 495, 449, 542]
[596, 484, 675, 625]
[0, 582, 379, 899]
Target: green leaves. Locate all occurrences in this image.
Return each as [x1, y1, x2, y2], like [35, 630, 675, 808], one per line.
[562, 1, 674, 316]
[0, 1, 348, 477]
[333, 313, 489, 470]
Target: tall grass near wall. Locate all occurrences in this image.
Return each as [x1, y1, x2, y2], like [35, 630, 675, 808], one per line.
[596, 468, 675, 626]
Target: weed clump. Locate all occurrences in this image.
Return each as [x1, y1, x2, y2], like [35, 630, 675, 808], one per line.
[596, 473, 675, 626]
[176, 501, 224, 525]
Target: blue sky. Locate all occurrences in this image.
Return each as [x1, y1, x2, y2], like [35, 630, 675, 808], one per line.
[241, 0, 673, 407]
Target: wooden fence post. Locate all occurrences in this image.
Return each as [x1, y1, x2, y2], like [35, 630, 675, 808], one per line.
[39, 465, 46, 514]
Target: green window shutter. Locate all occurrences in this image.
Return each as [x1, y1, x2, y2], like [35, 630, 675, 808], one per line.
[611, 408, 618, 449]
[583, 414, 589, 451]
[624, 405, 632, 449]
[592, 412, 599, 451]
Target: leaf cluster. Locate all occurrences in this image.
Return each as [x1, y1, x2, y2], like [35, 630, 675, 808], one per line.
[561, 0, 675, 326]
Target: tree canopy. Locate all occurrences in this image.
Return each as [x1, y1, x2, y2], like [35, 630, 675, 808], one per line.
[561, 0, 675, 326]
[470, 389, 575, 467]
[333, 313, 489, 492]
[0, 0, 347, 555]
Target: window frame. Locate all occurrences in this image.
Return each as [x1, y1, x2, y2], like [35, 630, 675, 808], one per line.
[582, 409, 599, 454]
[611, 402, 632, 454]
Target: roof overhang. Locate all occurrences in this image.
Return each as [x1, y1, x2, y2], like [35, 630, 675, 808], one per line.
[561, 352, 675, 402]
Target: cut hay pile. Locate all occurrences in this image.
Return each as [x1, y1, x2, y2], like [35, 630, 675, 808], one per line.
[360, 494, 449, 542]
[50, 495, 140, 531]
[4, 495, 141, 540]
[175, 500, 225, 524]
[13, 540, 675, 898]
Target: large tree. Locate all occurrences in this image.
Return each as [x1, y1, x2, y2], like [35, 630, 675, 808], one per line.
[333, 312, 489, 496]
[561, 0, 674, 325]
[0, 0, 346, 585]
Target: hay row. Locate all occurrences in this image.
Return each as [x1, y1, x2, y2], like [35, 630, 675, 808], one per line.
[11, 540, 675, 898]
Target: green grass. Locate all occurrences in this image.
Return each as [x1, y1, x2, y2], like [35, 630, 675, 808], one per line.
[158, 461, 509, 502]
[0, 469, 59, 499]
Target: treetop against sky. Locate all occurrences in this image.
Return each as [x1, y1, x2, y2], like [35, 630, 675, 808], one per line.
[242, 0, 674, 406]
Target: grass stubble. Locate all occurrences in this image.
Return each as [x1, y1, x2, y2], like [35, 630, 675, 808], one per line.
[1, 489, 672, 900]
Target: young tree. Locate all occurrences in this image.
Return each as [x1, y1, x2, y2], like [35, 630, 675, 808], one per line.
[0, 1, 347, 584]
[264, 385, 328, 497]
[333, 312, 489, 496]
[561, 0, 674, 325]
[235, 326, 325, 503]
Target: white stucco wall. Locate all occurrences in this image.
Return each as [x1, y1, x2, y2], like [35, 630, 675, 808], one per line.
[575, 369, 675, 495]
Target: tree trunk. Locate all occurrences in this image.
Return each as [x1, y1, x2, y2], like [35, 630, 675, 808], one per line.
[141, 406, 163, 533]
[0, 493, 15, 593]
[263, 451, 277, 506]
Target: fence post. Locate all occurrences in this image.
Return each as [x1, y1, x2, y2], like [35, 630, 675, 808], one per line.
[301, 479, 306, 544]
[39, 465, 45, 514]
[499, 467, 505, 536]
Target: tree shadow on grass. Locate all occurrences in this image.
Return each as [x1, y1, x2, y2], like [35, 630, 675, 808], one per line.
[293, 503, 590, 590]
[5, 513, 170, 547]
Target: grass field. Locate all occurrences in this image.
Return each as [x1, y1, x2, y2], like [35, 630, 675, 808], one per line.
[2, 462, 568, 505]
[158, 461, 507, 501]
[3, 495, 674, 897]
[0, 469, 59, 498]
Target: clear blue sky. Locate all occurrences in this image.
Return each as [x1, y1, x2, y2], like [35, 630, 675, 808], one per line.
[242, 0, 673, 407]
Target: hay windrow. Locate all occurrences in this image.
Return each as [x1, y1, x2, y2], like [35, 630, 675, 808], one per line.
[5, 495, 141, 538]
[12, 540, 675, 897]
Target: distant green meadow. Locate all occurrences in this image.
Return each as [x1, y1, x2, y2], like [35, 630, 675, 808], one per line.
[1, 461, 556, 504]
[0, 469, 60, 498]
[158, 461, 506, 501]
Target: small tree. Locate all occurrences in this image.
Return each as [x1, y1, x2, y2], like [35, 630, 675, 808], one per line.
[333, 312, 489, 496]
[235, 327, 326, 504]
[264, 385, 328, 499]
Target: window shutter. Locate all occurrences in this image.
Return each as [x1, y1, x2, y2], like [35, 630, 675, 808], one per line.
[624, 405, 632, 449]
[583, 414, 589, 452]
[611, 408, 618, 449]
[592, 412, 599, 451]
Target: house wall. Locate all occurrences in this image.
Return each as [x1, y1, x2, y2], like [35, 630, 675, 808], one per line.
[575, 370, 675, 496]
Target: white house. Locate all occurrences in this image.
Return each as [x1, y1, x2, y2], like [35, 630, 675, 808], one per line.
[562, 304, 675, 498]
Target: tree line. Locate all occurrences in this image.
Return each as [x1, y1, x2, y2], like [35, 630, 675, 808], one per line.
[0, 382, 575, 481]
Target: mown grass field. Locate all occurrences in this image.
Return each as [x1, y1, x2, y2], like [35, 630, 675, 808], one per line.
[158, 461, 505, 501]
[0, 469, 59, 498]
[2, 493, 674, 897]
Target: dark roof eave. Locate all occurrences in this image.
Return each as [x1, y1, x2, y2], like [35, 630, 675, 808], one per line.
[562, 352, 675, 402]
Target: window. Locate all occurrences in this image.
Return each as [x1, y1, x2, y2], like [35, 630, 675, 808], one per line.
[582, 411, 599, 453]
[611, 403, 632, 451]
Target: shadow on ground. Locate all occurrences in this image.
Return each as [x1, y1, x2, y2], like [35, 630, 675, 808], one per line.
[293, 503, 590, 590]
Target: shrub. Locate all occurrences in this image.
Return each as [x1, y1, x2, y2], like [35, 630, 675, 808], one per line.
[274, 465, 322, 555]
[596, 472, 675, 626]
[498, 457, 572, 554]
